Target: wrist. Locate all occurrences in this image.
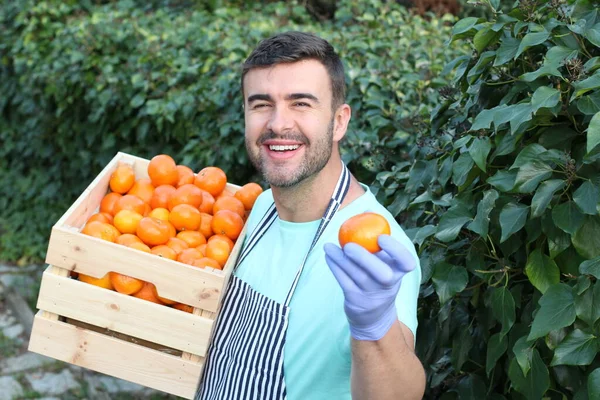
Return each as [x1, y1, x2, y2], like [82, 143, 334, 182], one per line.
[348, 305, 398, 341]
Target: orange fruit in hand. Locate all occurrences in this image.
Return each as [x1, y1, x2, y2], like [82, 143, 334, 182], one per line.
[338, 212, 391, 253]
[205, 239, 231, 268]
[81, 221, 120, 242]
[176, 231, 206, 248]
[78, 273, 114, 290]
[234, 183, 263, 210]
[109, 163, 135, 194]
[150, 185, 177, 209]
[198, 213, 213, 239]
[110, 272, 144, 295]
[194, 166, 227, 197]
[213, 196, 245, 219]
[133, 282, 165, 304]
[113, 209, 144, 235]
[208, 234, 234, 251]
[148, 207, 170, 222]
[168, 184, 204, 210]
[198, 190, 215, 214]
[169, 204, 201, 231]
[116, 233, 143, 246]
[166, 237, 190, 254]
[137, 217, 172, 246]
[192, 257, 222, 270]
[177, 248, 204, 265]
[151, 245, 177, 260]
[100, 192, 122, 216]
[88, 212, 114, 225]
[211, 210, 244, 240]
[176, 165, 195, 187]
[128, 178, 155, 204]
[148, 154, 179, 187]
[114, 194, 146, 216]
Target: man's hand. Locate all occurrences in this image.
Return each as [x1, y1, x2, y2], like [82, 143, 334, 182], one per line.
[323, 235, 416, 341]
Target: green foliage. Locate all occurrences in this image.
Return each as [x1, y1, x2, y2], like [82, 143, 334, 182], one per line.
[0, 0, 465, 263]
[373, 0, 600, 397]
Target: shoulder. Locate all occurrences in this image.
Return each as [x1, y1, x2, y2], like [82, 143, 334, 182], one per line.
[244, 189, 274, 230]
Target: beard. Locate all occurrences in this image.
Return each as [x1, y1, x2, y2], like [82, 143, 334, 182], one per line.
[246, 119, 334, 188]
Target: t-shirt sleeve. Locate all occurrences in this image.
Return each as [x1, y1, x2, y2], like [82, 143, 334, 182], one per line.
[393, 229, 421, 342]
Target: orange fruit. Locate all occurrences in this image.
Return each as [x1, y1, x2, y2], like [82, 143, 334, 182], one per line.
[194, 166, 227, 197]
[109, 163, 135, 194]
[128, 178, 155, 204]
[87, 212, 114, 225]
[113, 209, 144, 235]
[166, 237, 190, 254]
[205, 239, 231, 268]
[169, 204, 202, 231]
[150, 184, 177, 209]
[168, 184, 204, 210]
[78, 273, 114, 290]
[151, 245, 177, 260]
[128, 241, 152, 253]
[148, 207, 170, 222]
[198, 190, 215, 214]
[177, 231, 206, 248]
[81, 221, 119, 242]
[100, 192, 123, 216]
[114, 194, 146, 216]
[211, 210, 244, 240]
[234, 182, 263, 210]
[177, 248, 204, 265]
[208, 234, 234, 252]
[338, 212, 391, 253]
[176, 165, 195, 187]
[215, 189, 234, 200]
[109, 272, 144, 295]
[192, 257, 221, 270]
[198, 213, 213, 239]
[133, 282, 165, 305]
[173, 303, 194, 313]
[116, 233, 143, 246]
[197, 243, 207, 255]
[136, 217, 172, 246]
[148, 154, 179, 187]
[213, 196, 245, 219]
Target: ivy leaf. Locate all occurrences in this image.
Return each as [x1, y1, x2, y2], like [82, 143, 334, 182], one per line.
[490, 287, 516, 336]
[412, 225, 437, 247]
[577, 92, 600, 115]
[515, 31, 550, 58]
[545, 46, 579, 68]
[406, 160, 436, 193]
[526, 249, 560, 294]
[487, 170, 517, 192]
[585, 23, 600, 47]
[575, 282, 600, 327]
[589, 368, 600, 400]
[551, 330, 599, 366]
[531, 179, 566, 218]
[486, 333, 508, 376]
[574, 181, 600, 215]
[513, 336, 533, 376]
[528, 283, 576, 340]
[499, 203, 529, 243]
[572, 216, 600, 259]
[473, 26, 500, 53]
[521, 64, 563, 82]
[432, 262, 468, 304]
[508, 350, 550, 399]
[435, 204, 473, 242]
[511, 144, 547, 170]
[451, 326, 473, 371]
[452, 17, 480, 38]
[514, 161, 553, 193]
[587, 112, 600, 155]
[493, 36, 520, 66]
[468, 137, 491, 172]
[552, 201, 585, 234]
[468, 189, 499, 237]
[509, 103, 534, 134]
[572, 72, 600, 100]
[580, 257, 600, 279]
[531, 86, 561, 114]
[452, 152, 475, 187]
[471, 108, 495, 131]
[457, 375, 487, 399]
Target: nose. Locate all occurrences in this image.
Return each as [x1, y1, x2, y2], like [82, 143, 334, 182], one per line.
[266, 106, 294, 134]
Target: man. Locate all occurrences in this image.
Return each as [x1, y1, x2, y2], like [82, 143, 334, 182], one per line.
[197, 31, 425, 400]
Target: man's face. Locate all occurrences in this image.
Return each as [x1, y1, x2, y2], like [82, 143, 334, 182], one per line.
[243, 59, 336, 188]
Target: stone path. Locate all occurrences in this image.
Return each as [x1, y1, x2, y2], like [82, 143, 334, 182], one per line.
[0, 263, 182, 400]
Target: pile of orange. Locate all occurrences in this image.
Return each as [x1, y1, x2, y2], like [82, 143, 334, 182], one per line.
[76, 154, 263, 313]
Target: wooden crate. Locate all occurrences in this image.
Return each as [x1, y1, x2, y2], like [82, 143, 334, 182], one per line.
[28, 152, 245, 399]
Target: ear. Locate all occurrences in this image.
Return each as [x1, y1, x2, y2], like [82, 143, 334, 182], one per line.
[332, 104, 351, 142]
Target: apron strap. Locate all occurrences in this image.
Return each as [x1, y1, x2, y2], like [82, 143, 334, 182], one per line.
[235, 203, 278, 270]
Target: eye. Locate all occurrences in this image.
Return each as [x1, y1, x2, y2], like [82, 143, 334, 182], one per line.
[252, 103, 270, 109]
[294, 101, 310, 107]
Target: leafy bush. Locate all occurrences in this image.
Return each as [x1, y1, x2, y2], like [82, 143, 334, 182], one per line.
[0, 0, 465, 263]
[372, 0, 600, 397]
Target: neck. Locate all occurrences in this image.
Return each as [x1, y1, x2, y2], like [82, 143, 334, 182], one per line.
[271, 155, 365, 222]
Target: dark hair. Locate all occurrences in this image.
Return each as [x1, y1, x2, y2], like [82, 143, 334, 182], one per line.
[242, 31, 346, 110]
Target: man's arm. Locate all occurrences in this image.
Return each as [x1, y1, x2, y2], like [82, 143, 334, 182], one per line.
[351, 322, 425, 400]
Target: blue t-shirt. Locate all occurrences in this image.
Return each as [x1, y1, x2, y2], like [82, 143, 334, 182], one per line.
[234, 186, 421, 400]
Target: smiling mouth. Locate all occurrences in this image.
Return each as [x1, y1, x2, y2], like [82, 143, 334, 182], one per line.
[268, 144, 301, 152]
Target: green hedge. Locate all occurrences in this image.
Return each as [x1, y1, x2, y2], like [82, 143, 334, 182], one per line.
[0, 0, 466, 263]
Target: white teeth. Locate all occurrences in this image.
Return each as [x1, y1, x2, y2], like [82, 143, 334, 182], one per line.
[269, 144, 300, 151]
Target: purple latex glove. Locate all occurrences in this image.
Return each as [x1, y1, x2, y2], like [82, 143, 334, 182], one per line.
[323, 234, 416, 341]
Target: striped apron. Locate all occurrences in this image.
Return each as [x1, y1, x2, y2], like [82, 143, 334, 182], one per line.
[196, 162, 351, 400]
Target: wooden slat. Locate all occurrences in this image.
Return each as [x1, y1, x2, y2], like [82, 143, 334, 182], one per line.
[28, 312, 202, 399]
[40, 266, 70, 321]
[36, 268, 213, 356]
